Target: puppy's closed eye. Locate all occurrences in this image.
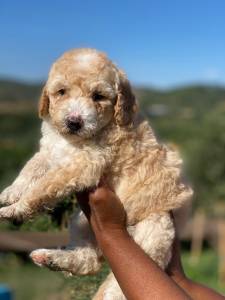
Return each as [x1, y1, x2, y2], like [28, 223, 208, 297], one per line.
[92, 92, 105, 102]
[56, 89, 66, 96]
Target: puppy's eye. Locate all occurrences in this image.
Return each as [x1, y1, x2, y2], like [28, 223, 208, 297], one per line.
[92, 92, 105, 102]
[57, 89, 66, 96]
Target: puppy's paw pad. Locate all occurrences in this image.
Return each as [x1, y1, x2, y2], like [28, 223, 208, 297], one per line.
[30, 249, 50, 266]
[30, 249, 63, 271]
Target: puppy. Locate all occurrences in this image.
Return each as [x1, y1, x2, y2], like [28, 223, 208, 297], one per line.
[0, 48, 192, 300]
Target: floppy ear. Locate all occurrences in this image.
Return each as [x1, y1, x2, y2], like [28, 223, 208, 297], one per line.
[38, 85, 49, 118]
[114, 70, 137, 126]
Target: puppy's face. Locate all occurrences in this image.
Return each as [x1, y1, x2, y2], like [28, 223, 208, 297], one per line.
[39, 49, 136, 139]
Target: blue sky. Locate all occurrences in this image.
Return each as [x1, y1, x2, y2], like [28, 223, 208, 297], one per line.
[1, 0, 225, 88]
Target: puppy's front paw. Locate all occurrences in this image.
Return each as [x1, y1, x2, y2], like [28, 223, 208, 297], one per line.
[30, 249, 68, 271]
[30, 248, 102, 275]
[30, 249, 73, 277]
[0, 202, 30, 221]
[0, 187, 20, 206]
[0, 205, 15, 219]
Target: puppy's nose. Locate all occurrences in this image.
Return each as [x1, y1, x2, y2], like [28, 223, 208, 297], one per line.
[66, 115, 83, 132]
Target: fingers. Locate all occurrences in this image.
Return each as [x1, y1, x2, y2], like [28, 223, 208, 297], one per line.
[76, 179, 111, 218]
[76, 182, 126, 236]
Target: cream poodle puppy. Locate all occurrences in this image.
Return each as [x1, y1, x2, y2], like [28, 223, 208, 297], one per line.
[0, 48, 192, 300]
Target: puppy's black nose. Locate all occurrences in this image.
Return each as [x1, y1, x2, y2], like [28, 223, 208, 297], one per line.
[66, 116, 83, 133]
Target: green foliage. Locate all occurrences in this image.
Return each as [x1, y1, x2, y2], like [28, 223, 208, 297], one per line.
[0, 79, 42, 102]
[186, 106, 225, 211]
[0, 113, 40, 190]
[0, 254, 66, 300]
[0, 254, 110, 300]
[69, 263, 109, 300]
[182, 250, 225, 294]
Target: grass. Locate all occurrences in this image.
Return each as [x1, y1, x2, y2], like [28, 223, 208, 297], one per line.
[182, 250, 225, 295]
[0, 254, 109, 300]
[0, 250, 224, 300]
[0, 254, 66, 300]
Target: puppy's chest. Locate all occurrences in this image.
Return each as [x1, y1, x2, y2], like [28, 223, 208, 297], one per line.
[41, 134, 81, 167]
[41, 129, 107, 170]
[50, 140, 77, 166]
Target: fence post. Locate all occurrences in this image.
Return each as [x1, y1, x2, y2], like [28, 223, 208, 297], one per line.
[190, 210, 205, 263]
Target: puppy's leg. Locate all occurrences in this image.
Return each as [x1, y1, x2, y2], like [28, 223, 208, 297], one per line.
[0, 158, 105, 220]
[31, 211, 102, 275]
[92, 273, 125, 300]
[30, 247, 102, 275]
[92, 274, 112, 300]
[130, 212, 175, 270]
[0, 152, 48, 206]
[101, 274, 126, 300]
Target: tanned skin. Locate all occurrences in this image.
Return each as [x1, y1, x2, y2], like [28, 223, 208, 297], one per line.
[76, 185, 225, 300]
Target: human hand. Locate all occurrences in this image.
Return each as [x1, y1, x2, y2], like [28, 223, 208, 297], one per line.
[76, 183, 127, 242]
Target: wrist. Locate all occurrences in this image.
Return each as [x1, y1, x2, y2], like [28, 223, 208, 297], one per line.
[173, 274, 192, 291]
[95, 227, 130, 250]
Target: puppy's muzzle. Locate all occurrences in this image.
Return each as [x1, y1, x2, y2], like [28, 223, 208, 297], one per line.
[66, 115, 83, 133]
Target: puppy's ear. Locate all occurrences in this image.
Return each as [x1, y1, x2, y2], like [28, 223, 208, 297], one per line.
[38, 85, 49, 118]
[114, 70, 137, 126]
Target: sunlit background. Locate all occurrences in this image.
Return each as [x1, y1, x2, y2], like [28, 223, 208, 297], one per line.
[0, 1, 225, 299]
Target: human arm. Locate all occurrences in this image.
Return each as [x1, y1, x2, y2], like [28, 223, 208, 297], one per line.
[167, 234, 225, 300]
[76, 186, 191, 300]
[77, 185, 225, 300]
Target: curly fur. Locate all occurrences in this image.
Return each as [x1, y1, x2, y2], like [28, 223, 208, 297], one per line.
[0, 48, 193, 300]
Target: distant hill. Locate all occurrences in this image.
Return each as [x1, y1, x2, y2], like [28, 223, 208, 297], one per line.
[0, 79, 42, 102]
[1, 79, 225, 117]
[136, 85, 225, 118]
